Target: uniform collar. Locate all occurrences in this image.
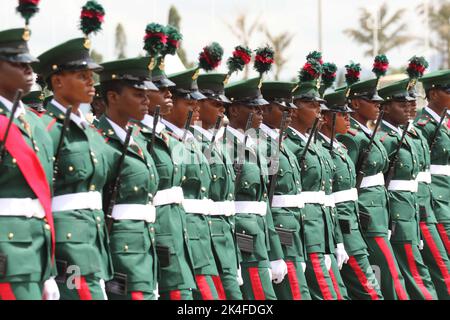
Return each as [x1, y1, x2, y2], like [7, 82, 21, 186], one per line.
[351, 117, 372, 135]
[382, 120, 403, 136]
[51, 99, 89, 129]
[192, 125, 214, 141]
[319, 132, 339, 149]
[260, 123, 279, 141]
[424, 106, 444, 123]
[161, 118, 194, 141]
[288, 126, 308, 143]
[105, 117, 135, 145]
[0, 95, 26, 118]
[141, 114, 165, 134]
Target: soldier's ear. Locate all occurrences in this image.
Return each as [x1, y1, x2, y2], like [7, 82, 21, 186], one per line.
[351, 99, 360, 111]
[106, 90, 120, 105]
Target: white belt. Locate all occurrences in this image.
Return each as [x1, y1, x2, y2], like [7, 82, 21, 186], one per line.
[388, 180, 418, 192]
[211, 201, 236, 217]
[430, 165, 450, 177]
[324, 195, 335, 208]
[153, 187, 184, 206]
[234, 201, 267, 216]
[333, 188, 358, 204]
[271, 194, 304, 208]
[416, 171, 432, 184]
[112, 204, 156, 223]
[52, 192, 102, 212]
[360, 172, 385, 189]
[182, 199, 214, 215]
[0, 198, 45, 219]
[301, 191, 326, 205]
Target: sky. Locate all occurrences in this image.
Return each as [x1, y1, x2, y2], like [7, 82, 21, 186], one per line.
[0, 0, 442, 82]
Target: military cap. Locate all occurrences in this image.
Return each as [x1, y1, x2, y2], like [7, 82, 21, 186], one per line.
[151, 56, 176, 88]
[34, 38, 102, 80]
[225, 77, 269, 107]
[261, 81, 297, 109]
[22, 89, 44, 105]
[324, 90, 353, 113]
[0, 28, 38, 63]
[379, 79, 415, 102]
[419, 69, 450, 92]
[99, 57, 158, 91]
[168, 67, 206, 100]
[292, 79, 325, 103]
[197, 73, 231, 104]
[94, 83, 102, 99]
[347, 78, 384, 102]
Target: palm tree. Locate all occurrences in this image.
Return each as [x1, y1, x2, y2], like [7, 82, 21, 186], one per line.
[115, 23, 127, 59]
[168, 5, 194, 68]
[262, 28, 295, 80]
[344, 2, 413, 57]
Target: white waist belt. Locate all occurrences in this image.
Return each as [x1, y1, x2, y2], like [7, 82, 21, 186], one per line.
[0, 198, 45, 219]
[112, 204, 156, 223]
[430, 165, 450, 177]
[52, 192, 102, 212]
[333, 188, 358, 204]
[416, 171, 432, 184]
[324, 195, 335, 208]
[301, 191, 326, 205]
[153, 187, 184, 206]
[211, 201, 236, 216]
[388, 180, 418, 193]
[271, 194, 304, 208]
[234, 201, 267, 216]
[182, 199, 214, 215]
[360, 173, 385, 189]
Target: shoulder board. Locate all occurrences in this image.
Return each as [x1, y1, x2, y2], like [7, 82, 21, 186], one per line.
[166, 130, 182, 141]
[380, 132, 389, 143]
[347, 129, 357, 136]
[416, 117, 430, 126]
[27, 107, 45, 118]
[96, 128, 109, 142]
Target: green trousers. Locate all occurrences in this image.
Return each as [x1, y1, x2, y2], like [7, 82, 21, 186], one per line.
[436, 222, 450, 258]
[193, 274, 221, 300]
[304, 252, 338, 300]
[217, 272, 243, 300]
[108, 290, 155, 300]
[273, 259, 311, 300]
[59, 274, 106, 300]
[240, 264, 277, 300]
[329, 254, 350, 300]
[0, 282, 43, 300]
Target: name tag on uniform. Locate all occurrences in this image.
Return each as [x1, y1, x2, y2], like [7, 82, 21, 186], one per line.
[105, 273, 128, 296]
[359, 211, 371, 231]
[339, 219, 351, 234]
[236, 233, 255, 254]
[0, 253, 7, 278]
[156, 245, 171, 268]
[275, 227, 294, 246]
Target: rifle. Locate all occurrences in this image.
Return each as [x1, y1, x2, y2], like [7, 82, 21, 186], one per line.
[105, 126, 133, 233]
[204, 115, 223, 160]
[299, 115, 320, 169]
[181, 110, 194, 142]
[384, 122, 410, 188]
[149, 105, 160, 156]
[429, 108, 448, 151]
[0, 89, 23, 164]
[233, 112, 254, 192]
[354, 107, 385, 189]
[329, 112, 337, 159]
[53, 106, 73, 178]
[267, 111, 289, 206]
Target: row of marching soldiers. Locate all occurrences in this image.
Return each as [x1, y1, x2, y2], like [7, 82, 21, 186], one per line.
[0, 1, 450, 300]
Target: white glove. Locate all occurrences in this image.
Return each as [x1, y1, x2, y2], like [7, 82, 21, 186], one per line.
[153, 282, 159, 300]
[301, 262, 306, 273]
[335, 243, 350, 270]
[388, 229, 392, 241]
[99, 279, 108, 300]
[419, 240, 424, 250]
[270, 259, 288, 284]
[268, 267, 273, 282]
[42, 277, 60, 300]
[236, 266, 244, 286]
[324, 254, 332, 271]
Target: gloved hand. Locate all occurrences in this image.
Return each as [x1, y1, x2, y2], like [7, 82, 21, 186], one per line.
[153, 282, 159, 300]
[99, 279, 108, 300]
[419, 240, 424, 250]
[335, 243, 350, 270]
[270, 259, 288, 284]
[42, 277, 60, 300]
[301, 262, 306, 273]
[388, 229, 392, 241]
[324, 254, 332, 271]
[236, 266, 244, 286]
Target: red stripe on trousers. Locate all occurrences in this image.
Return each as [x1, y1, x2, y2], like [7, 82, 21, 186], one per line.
[131, 291, 144, 300]
[348, 256, 379, 300]
[328, 268, 343, 300]
[286, 261, 302, 300]
[404, 243, 434, 300]
[248, 267, 266, 300]
[77, 276, 93, 300]
[309, 253, 334, 300]
[169, 290, 181, 300]
[195, 275, 214, 300]
[373, 237, 409, 300]
[420, 223, 450, 295]
[437, 223, 450, 255]
[0, 283, 16, 300]
[211, 275, 226, 300]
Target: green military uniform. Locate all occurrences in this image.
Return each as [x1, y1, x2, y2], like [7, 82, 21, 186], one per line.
[163, 69, 221, 300]
[258, 81, 311, 300]
[337, 78, 409, 300]
[36, 38, 113, 300]
[22, 90, 46, 115]
[319, 90, 383, 300]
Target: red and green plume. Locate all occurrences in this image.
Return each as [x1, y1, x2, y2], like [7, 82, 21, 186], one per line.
[198, 42, 224, 71]
[345, 62, 361, 87]
[161, 25, 182, 57]
[299, 58, 323, 82]
[372, 54, 389, 78]
[80, 0, 105, 37]
[144, 23, 167, 57]
[227, 45, 252, 75]
[254, 45, 275, 75]
[406, 56, 429, 79]
[16, 0, 40, 25]
[321, 62, 337, 88]
[306, 50, 323, 65]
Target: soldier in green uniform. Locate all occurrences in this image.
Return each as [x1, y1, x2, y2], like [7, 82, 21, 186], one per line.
[224, 77, 285, 300]
[415, 70, 450, 261]
[0, 16, 58, 300]
[22, 89, 46, 115]
[195, 72, 243, 300]
[337, 61, 409, 300]
[90, 84, 106, 126]
[378, 80, 438, 299]
[259, 81, 311, 300]
[95, 57, 160, 300]
[318, 89, 383, 300]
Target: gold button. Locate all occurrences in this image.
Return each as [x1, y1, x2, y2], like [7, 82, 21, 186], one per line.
[182, 176, 186, 181]
[263, 193, 267, 198]
[200, 170, 204, 174]
[12, 158, 17, 164]
[134, 186, 139, 192]
[93, 159, 98, 164]
[148, 193, 153, 199]
[213, 174, 217, 179]
[90, 184, 96, 191]
[91, 152, 95, 157]
[151, 174, 155, 178]
[45, 224, 51, 230]
[35, 146, 40, 152]
[68, 166, 74, 172]
[201, 187, 206, 192]
[244, 181, 249, 186]
[96, 216, 101, 222]
[396, 214, 400, 218]
[296, 180, 300, 185]
[150, 227, 155, 232]
[175, 167, 178, 172]
[124, 245, 129, 252]
[66, 233, 72, 240]
[8, 233, 14, 240]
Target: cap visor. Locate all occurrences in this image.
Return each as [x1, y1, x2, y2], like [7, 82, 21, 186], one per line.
[2, 53, 39, 64]
[154, 77, 176, 88]
[190, 90, 207, 100]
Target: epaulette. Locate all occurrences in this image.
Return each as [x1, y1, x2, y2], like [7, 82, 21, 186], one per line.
[27, 107, 45, 118]
[416, 116, 430, 126]
[166, 130, 182, 141]
[380, 132, 389, 143]
[347, 129, 357, 136]
[161, 131, 170, 145]
[96, 128, 109, 142]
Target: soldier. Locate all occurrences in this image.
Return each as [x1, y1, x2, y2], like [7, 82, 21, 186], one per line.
[259, 81, 311, 300]
[22, 89, 46, 115]
[90, 84, 106, 126]
[337, 59, 409, 300]
[0, 8, 58, 299]
[415, 70, 450, 260]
